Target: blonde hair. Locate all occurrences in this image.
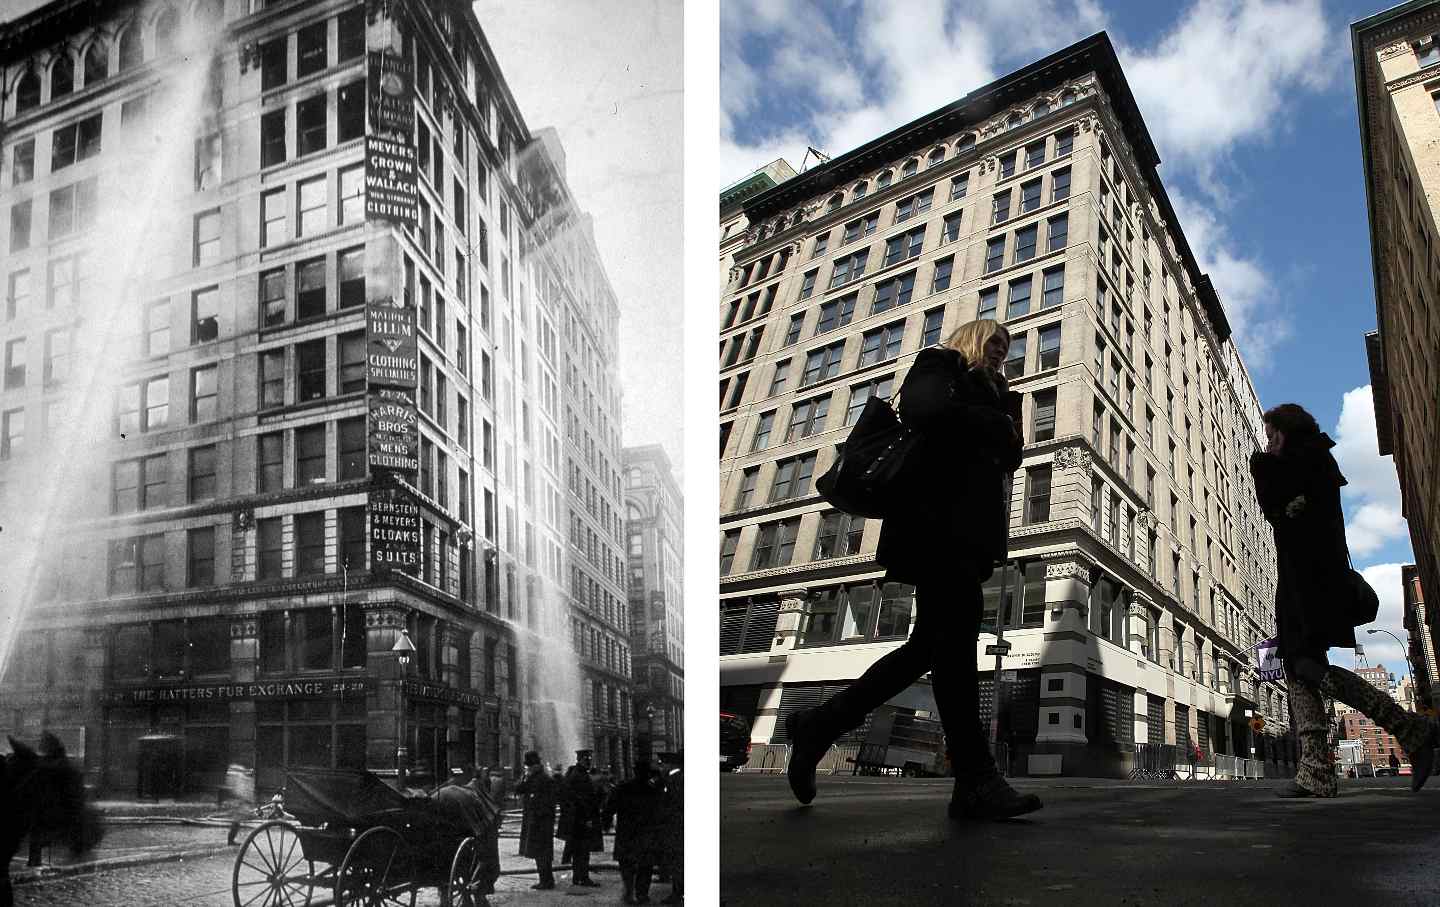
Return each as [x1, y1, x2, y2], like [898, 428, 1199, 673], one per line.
[941, 319, 1010, 368]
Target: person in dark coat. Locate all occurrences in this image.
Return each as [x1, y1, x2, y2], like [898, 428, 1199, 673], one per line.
[1250, 403, 1438, 797]
[557, 765, 576, 868]
[561, 764, 604, 886]
[515, 751, 558, 889]
[785, 320, 1042, 820]
[656, 754, 683, 905]
[605, 760, 662, 904]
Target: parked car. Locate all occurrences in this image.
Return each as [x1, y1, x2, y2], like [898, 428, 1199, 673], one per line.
[721, 711, 752, 772]
[1374, 766, 1397, 777]
[1398, 764, 1413, 776]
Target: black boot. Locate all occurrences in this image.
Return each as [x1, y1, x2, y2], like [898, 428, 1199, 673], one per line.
[948, 773, 1042, 820]
[785, 708, 829, 805]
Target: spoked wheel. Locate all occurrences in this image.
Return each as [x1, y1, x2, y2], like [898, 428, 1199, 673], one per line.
[444, 837, 487, 907]
[334, 826, 414, 907]
[232, 820, 314, 907]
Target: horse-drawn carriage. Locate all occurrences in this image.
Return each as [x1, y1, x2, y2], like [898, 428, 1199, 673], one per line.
[231, 768, 496, 907]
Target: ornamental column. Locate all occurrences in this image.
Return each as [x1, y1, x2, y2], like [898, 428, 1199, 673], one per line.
[1035, 555, 1094, 747]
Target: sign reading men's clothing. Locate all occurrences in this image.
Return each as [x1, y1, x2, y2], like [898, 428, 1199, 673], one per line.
[368, 388, 418, 473]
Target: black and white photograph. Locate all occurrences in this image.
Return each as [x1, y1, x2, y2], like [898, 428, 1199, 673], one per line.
[0, 0, 682, 904]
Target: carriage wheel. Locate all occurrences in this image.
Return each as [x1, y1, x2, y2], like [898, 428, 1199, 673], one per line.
[334, 826, 414, 907]
[444, 837, 486, 907]
[232, 820, 314, 907]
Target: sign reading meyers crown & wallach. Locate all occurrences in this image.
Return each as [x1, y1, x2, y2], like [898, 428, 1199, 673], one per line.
[365, 135, 418, 229]
[99, 677, 374, 707]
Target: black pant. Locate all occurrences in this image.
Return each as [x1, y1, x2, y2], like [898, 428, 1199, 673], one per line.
[535, 856, 554, 887]
[821, 579, 993, 775]
[571, 846, 591, 882]
[621, 860, 652, 898]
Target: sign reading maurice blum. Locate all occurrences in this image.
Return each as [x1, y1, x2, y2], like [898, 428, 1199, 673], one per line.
[365, 136, 418, 229]
[370, 487, 421, 575]
[100, 678, 373, 707]
[367, 297, 417, 388]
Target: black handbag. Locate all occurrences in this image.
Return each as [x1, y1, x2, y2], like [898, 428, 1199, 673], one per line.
[815, 391, 921, 519]
[1347, 569, 1380, 625]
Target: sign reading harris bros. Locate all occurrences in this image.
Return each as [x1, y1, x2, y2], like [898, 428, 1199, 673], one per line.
[368, 388, 418, 472]
[100, 678, 373, 707]
[365, 136, 418, 229]
[370, 486, 421, 575]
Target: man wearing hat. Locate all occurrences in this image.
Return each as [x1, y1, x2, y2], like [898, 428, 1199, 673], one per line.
[516, 750, 558, 889]
[561, 749, 603, 887]
[606, 760, 663, 904]
[656, 753, 683, 904]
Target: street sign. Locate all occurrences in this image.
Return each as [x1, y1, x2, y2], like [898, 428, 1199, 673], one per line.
[985, 642, 1012, 655]
[999, 670, 1018, 683]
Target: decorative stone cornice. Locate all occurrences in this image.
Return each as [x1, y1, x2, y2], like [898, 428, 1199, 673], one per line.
[230, 614, 261, 640]
[366, 607, 407, 629]
[776, 589, 808, 612]
[1385, 62, 1440, 93]
[1053, 445, 1093, 471]
[1378, 39, 1412, 61]
[1045, 560, 1093, 583]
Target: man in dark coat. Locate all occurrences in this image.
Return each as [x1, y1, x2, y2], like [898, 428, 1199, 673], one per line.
[561, 755, 604, 887]
[515, 751, 557, 889]
[605, 760, 663, 904]
[656, 753, 683, 905]
[1250, 404, 1438, 797]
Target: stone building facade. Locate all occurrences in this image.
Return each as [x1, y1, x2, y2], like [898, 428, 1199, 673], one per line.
[1353, 2, 1440, 688]
[623, 443, 685, 759]
[0, 0, 628, 793]
[718, 33, 1289, 777]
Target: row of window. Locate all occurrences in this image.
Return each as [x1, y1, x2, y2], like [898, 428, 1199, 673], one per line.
[8, 176, 98, 251]
[257, 7, 366, 92]
[8, 112, 103, 187]
[259, 80, 364, 169]
[718, 510, 866, 575]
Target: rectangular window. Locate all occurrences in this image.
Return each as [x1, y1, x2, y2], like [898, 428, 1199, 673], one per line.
[191, 286, 218, 344]
[188, 527, 216, 588]
[295, 512, 326, 576]
[845, 375, 894, 426]
[194, 132, 222, 191]
[1038, 324, 1061, 369]
[828, 249, 868, 289]
[1003, 333, 1027, 379]
[187, 444, 217, 502]
[338, 331, 365, 394]
[50, 114, 102, 171]
[798, 269, 818, 300]
[985, 236, 1005, 273]
[297, 256, 325, 319]
[1020, 178, 1042, 213]
[0, 407, 22, 459]
[1032, 388, 1056, 441]
[297, 94, 327, 157]
[144, 456, 173, 513]
[261, 188, 286, 247]
[750, 410, 775, 451]
[950, 172, 969, 200]
[295, 423, 326, 484]
[785, 395, 831, 441]
[922, 308, 944, 346]
[338, 506, 365, 573]
[260, 37, 286, 89]
[10, 199, 31, 252]
[1025, 465, 1052, 523]
[11, 139, 34, 185]
[6, 269, 30, 321]
[338, 6, 365, 60]
[1041, 267, 1064, 308]
[1052, 167, 1071, 202]
[1000, 152, 1016, 179]
[1015, 224, 1038, 263]
[257, 431, 283, 492]
[1025, 141, 1045, 170]
[297, 175, 327, 237]
[339, 164, 365, 225]
[259, 348, 284, 410]
[992, 190, 1012, 225]
[931, 257, 954, 294]
[858, 321, 904, 367]
[768, 452, 817, 503]
[43, 327, 71, 384]
[1006, 276, 1032, 319]
[190, 364, 217, 422]
[338, 246, 364, 308]
[338, 416, 365, 480]
[978, 286, 998, 321]
[842, 213, 878, 244]
[193, 209, 221, 265]
[801, 341, 845, 386]
[260, 109, 286, 167]
[296, 20, 327, 77]
[1055, 129, 1074, 157]
[894, 190, 932, 222]
[720, 531, 740, 574]
[296, 339, 326, 401]
[257, 518, 283, 580]
[1048, 213, 1068, 251]
[767, 360, 790, 398]
[814, 295, 856, 335]
[259, 268, 285, 327]
[48, 178, 97, 239]
[872, 271, 915, 314]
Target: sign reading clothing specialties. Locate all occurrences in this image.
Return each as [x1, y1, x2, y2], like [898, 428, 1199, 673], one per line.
[367, 51, 413, 137]
[365, 136, 418, 228]
[366, 296, 417, 387]
[368, 387, 418, 474]
[370, 487, 421, 575]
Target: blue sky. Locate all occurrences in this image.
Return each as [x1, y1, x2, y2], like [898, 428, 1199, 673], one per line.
[721, 0, 1417, 677]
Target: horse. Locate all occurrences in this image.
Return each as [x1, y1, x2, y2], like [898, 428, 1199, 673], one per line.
[0, 733, 103, 907]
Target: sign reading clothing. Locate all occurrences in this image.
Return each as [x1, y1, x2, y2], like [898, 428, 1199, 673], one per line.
[367, 297, 417, 388]
[370, 486, 421, 575]
[365, 136, 417, 229]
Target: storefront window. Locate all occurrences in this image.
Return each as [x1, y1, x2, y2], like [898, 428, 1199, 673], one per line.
[342, 604, 367, 669]
[260, 612, 286, 673]
[875, 583, 914, 638]
[982, 565, 1021, 630]
[190, 618, 230, 675]
[839, 584, 874, 641]
[299, 608, 333, 670]
[798, 590, 839, 645]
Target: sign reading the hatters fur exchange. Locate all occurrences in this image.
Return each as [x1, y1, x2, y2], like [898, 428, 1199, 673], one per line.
[367, 51, 413, 136]
[99, 678, 374, 706]
[365, 135, 418, 228]
[368, 388, 418, 473]
[367, 297, 417, 388]
[370, 486, 421, 575]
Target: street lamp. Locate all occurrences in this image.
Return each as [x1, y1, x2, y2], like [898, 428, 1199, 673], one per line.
[392, 628, 416, 785]
[1365, 628, 1417, 690]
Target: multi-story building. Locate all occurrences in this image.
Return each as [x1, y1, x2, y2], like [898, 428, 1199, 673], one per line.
[623, 443, 685, 759]
[1353, 2, 1440, 682]
[1338, 664, 1406, 769]
[721, 159, 796, 295]
[1402, 564, 1436, 708]
[718, 33, 1289, 777]
[0, 0, 626, 793]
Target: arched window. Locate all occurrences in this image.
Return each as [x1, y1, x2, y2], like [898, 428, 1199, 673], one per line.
[153, 9, 178, 57]
[900, 158, 918, 179]
[851, 181, 867, 200]
[956, 134, 975, 153]
[50, 54, 74, 100]
[14, 69, 40, 113]
[84, 40, 108, 85]
[927, 147, 945, 168]
[118, 24, 143, 71]
[826, 192, 843, 212]
[875, 169, 892, 189]
[1033, 100, 1050, 118]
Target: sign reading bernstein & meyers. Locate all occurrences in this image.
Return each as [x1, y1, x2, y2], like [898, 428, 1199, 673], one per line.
[368, 388, 419, 473]
[367, 50, 413, 136]
[370, 486, 421, 575]
[366, 297, 417, 387]
[365, 136, 418, 228]
[100, 678, 373, 706]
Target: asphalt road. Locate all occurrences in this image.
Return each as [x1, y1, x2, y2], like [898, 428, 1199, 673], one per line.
[720, 774, 1440, 906]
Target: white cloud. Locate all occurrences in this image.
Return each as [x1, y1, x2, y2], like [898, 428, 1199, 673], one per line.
[1331, 386, 1411, 558]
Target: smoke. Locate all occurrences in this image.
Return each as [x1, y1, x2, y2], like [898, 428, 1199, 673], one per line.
[0, 21, 223, 680]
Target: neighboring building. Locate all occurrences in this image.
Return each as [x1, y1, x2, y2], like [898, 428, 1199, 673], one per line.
[623, 443, 684, 759]
[721, 158, 796, 295]
[0, 0, 626, 793]
[1353, 3, 1440, 686]
[718, 32, 1288, 778]
[1338, 664, 1406, 768]
[1402, 564, 1436, 708]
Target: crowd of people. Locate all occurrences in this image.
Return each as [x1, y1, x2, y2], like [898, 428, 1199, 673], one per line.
[518, 748, 684, 904]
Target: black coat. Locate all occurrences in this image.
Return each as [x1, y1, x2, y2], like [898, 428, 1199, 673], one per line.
[604, 777, 664, 864]
[876, 347, 1022, 585]
[560, 773, 604, 851]
[514, 769, 557, 861]
[1249, 433, 1355, 659]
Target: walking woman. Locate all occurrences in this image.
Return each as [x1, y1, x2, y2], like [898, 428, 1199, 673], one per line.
[786, 319, 1043, 819]
[1249, 403, 1438, 797]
